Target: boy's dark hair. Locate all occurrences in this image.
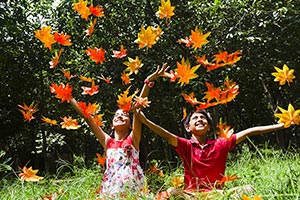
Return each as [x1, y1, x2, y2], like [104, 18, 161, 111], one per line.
[183, 109, 212, 127]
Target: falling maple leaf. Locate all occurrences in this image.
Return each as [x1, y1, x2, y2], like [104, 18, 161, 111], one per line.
[79, 75, 93, 82]
[112, 45, 127, 58]
[96, 153, 106, 166]
[175, 58, 200, 86]
[77, 101, 100, 117]
[49, 48, 63, 69]
[202, 82, 221, 103]
[85, 19, 97, 36]
[86, 47, 106, 64]
[61, 69, 76, 81]
[18, 102, 39, 122]
[34, 26, 56, 50]
[53, 31, 72, 46]
[134, 96, 151, 108]
[19, 166, 43, 182]
[271, 64, 295, 86]
[41, 116, 57, 125]
[181, 92, 201, 106]
[89, 4, 105, 17]
[81, 80, 99, 96]
[216, 119, 234, 140]
[60, 116, 81, 130]
[121, 71, 133, 85]
[134, 26, 157, 49]
[123, 56, 143, 74]
[190, 26, 211, 50]
[73, 0, 91, 20]
[182, 107, 187, 121]
[116, 87, 138, 111]
[177, 36, 192, 47]
[195, 55, 209, 67]
[50, 83, 73, 103]
[274, 104, 300, 128]
[219, 78, 239, 104]
[156, 0, 175, 20]
[98, 74, 111, 84]
[93, 113, 104, 127]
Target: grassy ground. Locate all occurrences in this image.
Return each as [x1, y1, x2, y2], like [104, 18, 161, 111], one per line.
[0, 145, 299, 200]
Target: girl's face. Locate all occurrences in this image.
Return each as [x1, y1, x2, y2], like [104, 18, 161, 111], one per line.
[185, 112, 210, 135]
[112, 109, 131, 129]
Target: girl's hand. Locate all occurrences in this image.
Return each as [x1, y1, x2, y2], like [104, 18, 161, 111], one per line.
[147, 63, 170, 81]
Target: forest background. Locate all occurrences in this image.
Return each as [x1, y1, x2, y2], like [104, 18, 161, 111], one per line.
[0, 0, 300, 175]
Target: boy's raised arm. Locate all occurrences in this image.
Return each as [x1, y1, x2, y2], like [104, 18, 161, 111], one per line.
[235, 123, 285, 144]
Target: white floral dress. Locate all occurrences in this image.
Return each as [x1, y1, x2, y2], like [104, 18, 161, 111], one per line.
[99, 135, 144, 197]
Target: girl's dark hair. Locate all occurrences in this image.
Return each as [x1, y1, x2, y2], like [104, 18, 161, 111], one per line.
[183, 109, 212, 127]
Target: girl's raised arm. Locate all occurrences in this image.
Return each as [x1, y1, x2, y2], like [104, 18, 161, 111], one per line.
[69, 98, 109, 148]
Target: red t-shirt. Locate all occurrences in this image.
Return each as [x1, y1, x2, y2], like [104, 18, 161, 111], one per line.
[175, 134, 236, 191]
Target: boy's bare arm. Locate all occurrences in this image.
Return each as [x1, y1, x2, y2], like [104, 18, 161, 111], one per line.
[235, 123, 285, 144]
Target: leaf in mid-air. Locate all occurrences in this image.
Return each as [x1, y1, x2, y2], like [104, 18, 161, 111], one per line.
[79, 75, 93, 83]
[181, 92, 201, 106]
[89, 5, 104, 17]
[34, 26, 56, 50]
[134, 26, 157, 49]
[73, 0, 91, 20]
[81, 81, 99, 96]
[61, 69, 76, 81]
[53, 32, 72, 46]
[175, 58, 200, 86]
[41, 116, 57, 125]
[121, 71, 132, 85]
[112, 45, 127, 58]
[271, 64, 295, 86]
[190, 26, 211, 50]
[93, 113, 104, 127]
[18, 102, 39, 122]
[123, 56, 143, 74]
[216, 119, 234, 140]
[156, 0, 175, 20]
[96, 153, 106, 166]
[49, 49, 63, 69]
[202, 82, 221, 103]
[60, 116, 81, 130]
[50, 83, 73, 103]
[274, 104, 300, 128]
[117, 87, 138, 111]
[86, 47, 106, 64]
[134, 96, 151, 108]
[77, 101, 100, 117]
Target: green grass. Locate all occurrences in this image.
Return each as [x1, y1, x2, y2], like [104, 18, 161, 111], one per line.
[0, 146, 299, 200]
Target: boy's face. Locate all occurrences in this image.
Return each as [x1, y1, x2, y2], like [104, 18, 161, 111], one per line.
[185, 112, 210, 135]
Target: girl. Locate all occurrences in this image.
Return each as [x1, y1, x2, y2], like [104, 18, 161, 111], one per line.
[69, 64, 168, 198]
[135, 108, 285, 198]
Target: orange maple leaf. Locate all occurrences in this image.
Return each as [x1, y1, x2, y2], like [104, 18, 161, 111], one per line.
[61, 69, 76, 81]
[18, 102, 39, 122]
[81, 81, 99, 96]
[93, 113, 104, 127]
[134, 26, 157, 49]
[190, 26, 211, 50]
[85, 19, 97, 36]
[60, 116, 81, 130]
[134, 96, 151, 108]
[121, 71, 133, 85]
[79, 75, 93, 82]
[19, 166, 43, 182]
[77, 101, 100, 117]
[219, 78, 239, 104]
[41, 116, 57, 125]
[123, 56, 143, 74]
[89, 4, 105, 17]
[86, 47, 106, 64]
[195, 55, 209, 67]
[202, 82, 221, 102]
[181, 92, 201, 106]
[34, 26, 56, 50]
[73, 0, 91, 20]
[216, 120, 234, 140]
[50, 83, 73, 103]
[112, 45, 127, 58]
[53, 31, 72, 46]
[274, 104, 300, 128]
[96, 153, 106, 166]
[175, 58, 200, 86]
[49, 49, 63, 69]
[271, 64, 295, 86]
[98, 74, 111, 84]
[117, 87, 137, 111]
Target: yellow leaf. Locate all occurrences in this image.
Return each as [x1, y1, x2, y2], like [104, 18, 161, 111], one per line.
[156, 0, 175, 20]
[190, 26, 211, 50]
[274, 104, 300, 128]
[271, 64, 295, 86]
[134, 26, 157, 49]
[175, 58, 200, 86]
